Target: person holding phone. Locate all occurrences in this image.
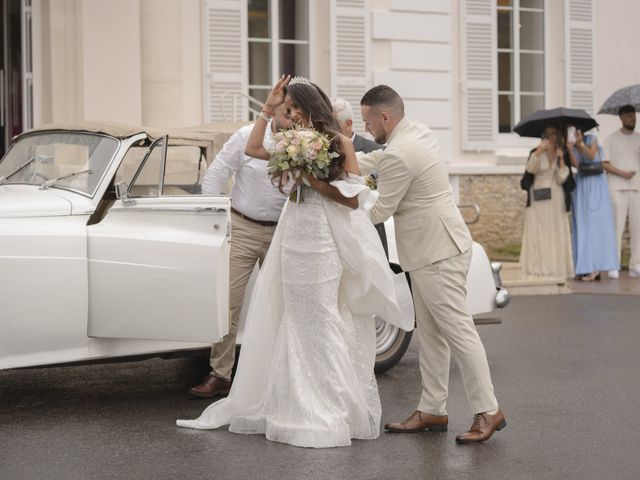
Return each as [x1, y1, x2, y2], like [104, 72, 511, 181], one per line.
[520, 125, 574, 278]
[567, 128, 618, 281]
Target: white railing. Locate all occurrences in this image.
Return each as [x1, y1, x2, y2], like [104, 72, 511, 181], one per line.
[218, 91, 265, 122]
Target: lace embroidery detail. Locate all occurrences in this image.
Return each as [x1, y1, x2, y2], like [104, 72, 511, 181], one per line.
[228, 191, 381, 447]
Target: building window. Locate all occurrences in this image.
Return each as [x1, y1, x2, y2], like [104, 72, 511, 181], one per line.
[497, 0, 544, 133]
[248, 0, 309, 104]
[1, 0, 33, 154]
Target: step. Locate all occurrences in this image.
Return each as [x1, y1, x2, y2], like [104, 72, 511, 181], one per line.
[498, 262, 571, 296]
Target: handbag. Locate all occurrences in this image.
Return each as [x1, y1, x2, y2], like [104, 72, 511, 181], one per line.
[533, 188, 551, 201]
[578, 162, 603, 176]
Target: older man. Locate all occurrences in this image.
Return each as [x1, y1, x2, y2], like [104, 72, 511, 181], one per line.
[189, 105, 292, 398]
[330, 96, 383, 154]
[358, 85, 505, 444]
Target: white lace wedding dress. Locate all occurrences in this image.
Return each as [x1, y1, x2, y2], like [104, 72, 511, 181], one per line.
[177, 178, 411, 448]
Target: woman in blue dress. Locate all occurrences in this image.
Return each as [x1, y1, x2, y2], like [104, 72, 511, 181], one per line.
[567, 129, 618, 281]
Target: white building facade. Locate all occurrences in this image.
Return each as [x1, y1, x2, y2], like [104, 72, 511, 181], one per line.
[3, 0, 640, 248]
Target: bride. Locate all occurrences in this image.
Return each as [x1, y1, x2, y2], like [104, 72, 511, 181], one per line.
[177, 75, 408, 448]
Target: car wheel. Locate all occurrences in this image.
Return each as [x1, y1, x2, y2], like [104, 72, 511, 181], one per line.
[374, 265, 414, 373]
[374, 318, 413, 373]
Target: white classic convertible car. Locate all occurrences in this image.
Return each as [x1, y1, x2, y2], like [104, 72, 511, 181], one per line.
[0, 123, 509, 374]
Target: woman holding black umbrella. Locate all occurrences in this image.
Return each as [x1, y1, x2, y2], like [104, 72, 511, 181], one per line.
[520, 125, 574, 278]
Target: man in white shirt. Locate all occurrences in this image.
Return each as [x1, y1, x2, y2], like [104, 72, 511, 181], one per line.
[189, 105, 292, 398]
[603, 104, 640, 278]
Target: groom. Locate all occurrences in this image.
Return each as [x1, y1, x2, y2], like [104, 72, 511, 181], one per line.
[357, 85, 506, 444]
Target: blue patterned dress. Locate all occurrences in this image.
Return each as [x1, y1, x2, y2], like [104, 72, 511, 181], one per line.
[571, 135, 618, 275]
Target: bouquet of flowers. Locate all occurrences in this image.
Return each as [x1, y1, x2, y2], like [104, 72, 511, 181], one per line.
[268, 127, 340, 202]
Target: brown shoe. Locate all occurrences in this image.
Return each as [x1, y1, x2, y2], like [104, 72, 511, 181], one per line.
[188, 374, 231, 398]
[384, 410, 448, 433]
[455, 409, 506, 444]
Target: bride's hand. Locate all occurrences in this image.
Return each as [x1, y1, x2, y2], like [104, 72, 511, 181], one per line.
[282, 171, 300, 189]
[303, 172, 322, 190]
[264, 75, 290, 112]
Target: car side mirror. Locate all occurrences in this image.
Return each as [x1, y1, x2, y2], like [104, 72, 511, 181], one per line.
[115, 181, 135, 205]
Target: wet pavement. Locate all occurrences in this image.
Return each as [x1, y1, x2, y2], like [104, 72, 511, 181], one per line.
[570, 268, 640, 295]
[2, 293, 640, 480]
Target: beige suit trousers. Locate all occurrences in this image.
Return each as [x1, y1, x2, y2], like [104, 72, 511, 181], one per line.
[210, 212, 277, 380]
[409, 249, 498, 415]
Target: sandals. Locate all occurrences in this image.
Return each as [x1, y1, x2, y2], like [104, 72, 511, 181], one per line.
[579, 272, 601, 282]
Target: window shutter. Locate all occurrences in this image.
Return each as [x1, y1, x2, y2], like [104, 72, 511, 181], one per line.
[330, 0, 370, 133]
[564, 0, 595, 114]
[202, 0, 247, 122]
[460, 0, 496, 151]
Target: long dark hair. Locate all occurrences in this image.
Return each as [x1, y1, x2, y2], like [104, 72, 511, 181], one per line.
[284, 82, 346, 181]
[545, 124, 565, 150]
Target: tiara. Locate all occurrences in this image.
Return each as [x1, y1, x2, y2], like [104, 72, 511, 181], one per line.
[288, 76, 312, 86]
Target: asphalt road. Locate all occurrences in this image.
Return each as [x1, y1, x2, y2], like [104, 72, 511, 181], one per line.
[2, 294, 640, 480]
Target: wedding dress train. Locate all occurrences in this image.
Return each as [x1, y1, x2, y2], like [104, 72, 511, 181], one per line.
[177, 178, 410, 448]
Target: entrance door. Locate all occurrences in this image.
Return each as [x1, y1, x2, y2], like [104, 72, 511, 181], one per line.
[0, 0, 23, 155]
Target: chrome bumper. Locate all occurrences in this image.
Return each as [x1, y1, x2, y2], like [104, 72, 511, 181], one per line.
[491, 262, 511, 309]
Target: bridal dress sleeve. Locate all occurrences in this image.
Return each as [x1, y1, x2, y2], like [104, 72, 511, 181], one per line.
[326, 174, 413, 332]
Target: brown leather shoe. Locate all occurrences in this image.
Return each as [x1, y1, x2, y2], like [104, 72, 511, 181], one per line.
[188, 375, 231, 398]
[455, 409, 506, 444]
[384, 410, 448, 432]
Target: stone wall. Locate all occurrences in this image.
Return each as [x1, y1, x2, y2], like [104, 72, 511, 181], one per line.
[457, 175, 527, 257]
[457, 174, 632, 264]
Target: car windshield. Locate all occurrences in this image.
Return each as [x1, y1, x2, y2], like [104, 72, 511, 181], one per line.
[0, 131, 119, 196]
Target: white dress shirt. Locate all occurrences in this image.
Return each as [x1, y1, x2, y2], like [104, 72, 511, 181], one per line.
[201, 122, 287, 222]
[604, 129, 640, 191]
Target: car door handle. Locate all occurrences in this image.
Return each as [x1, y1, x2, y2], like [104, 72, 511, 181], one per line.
[194, 207, 227, 213]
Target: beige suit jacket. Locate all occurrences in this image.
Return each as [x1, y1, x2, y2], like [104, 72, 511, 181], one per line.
[359, 117, 472, 271]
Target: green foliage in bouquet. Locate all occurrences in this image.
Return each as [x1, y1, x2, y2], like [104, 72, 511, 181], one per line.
[268, 127, 340, 201]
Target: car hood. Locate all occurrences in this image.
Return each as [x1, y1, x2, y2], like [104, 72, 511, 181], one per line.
[0, 185, 73, 218]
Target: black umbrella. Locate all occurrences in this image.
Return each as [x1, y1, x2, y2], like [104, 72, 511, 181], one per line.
[513, 107, 598, 138]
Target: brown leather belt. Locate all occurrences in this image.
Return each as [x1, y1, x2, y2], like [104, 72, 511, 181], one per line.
[231, 207, 278, 227]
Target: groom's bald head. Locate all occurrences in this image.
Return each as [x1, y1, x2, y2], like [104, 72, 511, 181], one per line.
[360, 85, 404, 144]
